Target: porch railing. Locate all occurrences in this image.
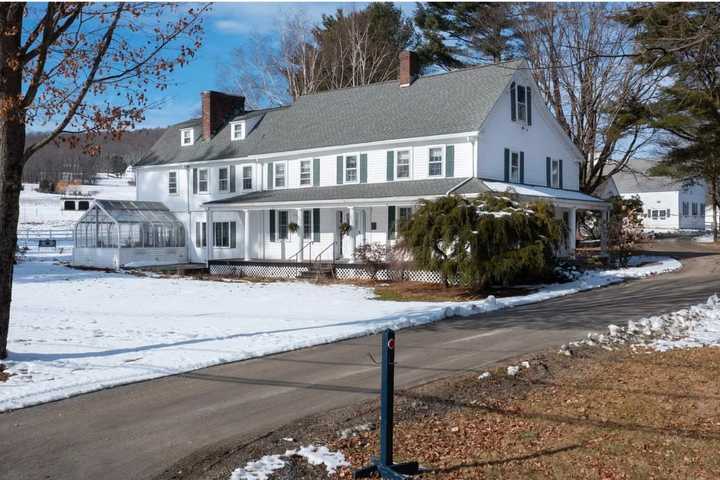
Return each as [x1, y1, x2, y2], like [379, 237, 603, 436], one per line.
[314, 240, 336, 263]
[288, 241, 313, 262]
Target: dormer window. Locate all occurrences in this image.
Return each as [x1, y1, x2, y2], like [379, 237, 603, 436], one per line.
[180, 128, 194, 146]
[230, 121, 246, 141]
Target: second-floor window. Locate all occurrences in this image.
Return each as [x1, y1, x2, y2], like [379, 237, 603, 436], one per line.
[168, 171, 177, 194]
[181, 128, 194, 146]
[397, 150, 410, 179]
[345, 155, 358, 183]
[274, 162, 286, 188]
[198, 168, 209, 193]
[550, 159, 560, 188]
[300, 160, 312, 186]
[510, 151, 521, 183]
[428, 147, 443, 177]
[218, 167, 229, 192]
[242, 165, 253, 190]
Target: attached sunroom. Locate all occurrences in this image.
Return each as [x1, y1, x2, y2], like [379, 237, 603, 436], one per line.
[73, 200, 187, 269]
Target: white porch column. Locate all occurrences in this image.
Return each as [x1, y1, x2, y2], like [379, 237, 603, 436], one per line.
[567, 207, 577, 254]
[348, 206, 356, 260]
[206, 209, 213, 262]
[296, 207, 303, 262]
[243, 209, 250, 261]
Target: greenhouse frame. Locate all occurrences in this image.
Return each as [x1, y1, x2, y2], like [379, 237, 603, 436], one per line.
[72, 200, 187, 269]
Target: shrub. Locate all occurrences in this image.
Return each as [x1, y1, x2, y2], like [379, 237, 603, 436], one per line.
[398, 193, 563, 289]
[354, 243, 389, 281]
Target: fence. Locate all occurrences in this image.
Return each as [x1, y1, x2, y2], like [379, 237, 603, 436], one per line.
[17, 228, 74, 247]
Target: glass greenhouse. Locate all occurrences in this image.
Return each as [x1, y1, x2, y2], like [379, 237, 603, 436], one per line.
[73, 200, 187, 269]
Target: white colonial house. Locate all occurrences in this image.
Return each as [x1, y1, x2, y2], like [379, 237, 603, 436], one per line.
[609, 159, 706, 233]
[73, 52, 608, 273]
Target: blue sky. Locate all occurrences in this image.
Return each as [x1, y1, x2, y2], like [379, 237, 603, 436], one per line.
[138, 2, 416, 129]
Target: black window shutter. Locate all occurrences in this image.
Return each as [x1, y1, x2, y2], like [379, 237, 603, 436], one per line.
[195, 222, 200, 247]
[230, 221, 236, 248]
[386, 151, 394, 181]
[336, 156, 344, 184]
[510, 82, 516, 122]
[269, 209, 276, 242]
[313, 158, 320, 186]
[559, 159, 564, 189]
[229, 165, 236, 193]
[527, 87, 532, 126]
[267, 163, 273, 190]
[546, 157, 551, 187]
[504, 148, 510, 182]
[313, 208, 320, 242]
[192, 168, 198, 194]
[520, 152, 525, 184]
[388, 206, 396, 239]
[360, 153, 368, 183]
[445, 145, 454, 177]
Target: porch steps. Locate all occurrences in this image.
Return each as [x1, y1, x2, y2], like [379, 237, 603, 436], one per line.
[299, 262, 336, 281]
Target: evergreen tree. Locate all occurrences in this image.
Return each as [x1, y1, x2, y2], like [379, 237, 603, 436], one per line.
[622, 3, 720, 239]
[414, 2, 519, 69]
[399, 194, 562, 289]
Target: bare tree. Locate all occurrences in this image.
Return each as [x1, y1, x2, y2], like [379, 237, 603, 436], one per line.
[517, 3, 660, 194]
[0, 2, 208, 359]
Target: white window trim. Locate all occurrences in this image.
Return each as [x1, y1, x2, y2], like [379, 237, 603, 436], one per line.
[510, 150, 521, 184]
[276, 210, 289, 241]
[515, 84, 528, 124]
[344, 154, 360, 184]
[299, 159, 312, 187]
[168, 171, 178, 195]
[198, 167, 209, 194]
[427, 146, 445, 178]
[550, 158, 561, 189]
[274, 161, 288, 189]
[212, 221, 235, 248]
[242, 165, 253, 191]
[217, 166, 229, 193]
[230, 121, 246, 141]
[180, 128, 194, 146]
[395, 149, 412, 181]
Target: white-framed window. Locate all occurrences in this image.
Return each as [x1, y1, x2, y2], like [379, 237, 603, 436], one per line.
[198, 168, 209, 193]
[278, 210, 288, 240]
[194, 221, 206, 247]
[213, 221, 236, 248]
[692, 202, 698, 216]
[659, 210, 667, 219]
[168, 171, 178, 194]
[274, 162, 286, 188]
[300, 160, 312, 186]
[428, 147, 443, 177]
[242, 165, 253, 190]
[303, 209, 313, 240]
[396, 150, 410, 179]
[510, 151, 521, 183]
[516, 85, 527, 123]
[683, 202, 689, 216]
[345, 155, 358, 183]
[652, 210, 659, 219]
[218, 167, 229, 192]
[700, 203, 705, 216]
[230, 121, 246, 141]
[180, 128, 194, 146]
[550, 158, 561, 188]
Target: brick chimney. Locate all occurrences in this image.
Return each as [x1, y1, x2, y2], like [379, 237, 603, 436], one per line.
[399, 50, 419, 87]
[201, 91, 246, 140]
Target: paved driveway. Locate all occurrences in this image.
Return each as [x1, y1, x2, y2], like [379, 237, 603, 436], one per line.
[1, 240, 719, 480]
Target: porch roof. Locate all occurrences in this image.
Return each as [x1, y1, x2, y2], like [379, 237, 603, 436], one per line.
[205, 177, 483, 206]
[466, 181, 607, 207]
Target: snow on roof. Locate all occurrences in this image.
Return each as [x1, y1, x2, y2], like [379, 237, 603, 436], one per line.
[483, 181, 606, 204]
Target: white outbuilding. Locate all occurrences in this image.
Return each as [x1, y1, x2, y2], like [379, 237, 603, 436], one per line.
[72, 200, 187, 269]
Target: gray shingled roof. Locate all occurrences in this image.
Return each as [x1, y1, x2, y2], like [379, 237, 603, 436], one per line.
[136, 61, 521, 167]
[205, 178, 484, 205]
[611, 159, 683, 194]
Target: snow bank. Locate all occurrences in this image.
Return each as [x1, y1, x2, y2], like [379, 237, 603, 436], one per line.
[229, 445, 348, 480]
[0, 255, 681, 411]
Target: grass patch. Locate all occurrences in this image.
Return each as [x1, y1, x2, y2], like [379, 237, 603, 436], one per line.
[373, 281, 536, 302]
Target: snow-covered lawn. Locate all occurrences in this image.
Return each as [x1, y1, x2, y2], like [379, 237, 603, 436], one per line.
[0, 255, 681, 412]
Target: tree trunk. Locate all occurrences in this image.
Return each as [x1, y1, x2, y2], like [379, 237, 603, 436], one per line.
[0, 4, 25, 359]
[713, 178, 718, 242]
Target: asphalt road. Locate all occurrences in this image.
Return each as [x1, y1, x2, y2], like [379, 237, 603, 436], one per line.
[2, 240, 719, 480]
